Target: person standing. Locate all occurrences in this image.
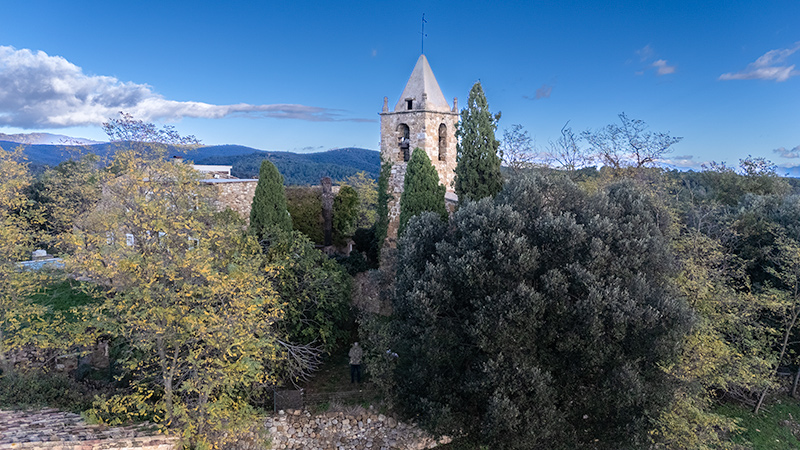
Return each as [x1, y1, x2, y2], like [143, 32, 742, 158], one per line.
[349, 342, 362, 384]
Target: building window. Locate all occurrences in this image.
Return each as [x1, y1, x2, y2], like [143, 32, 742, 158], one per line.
[406, 99, 413, 110]
[438, 123, 447, 161]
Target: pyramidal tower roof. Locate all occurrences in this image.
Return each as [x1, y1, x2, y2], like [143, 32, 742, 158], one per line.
[394, 54, 451, 112]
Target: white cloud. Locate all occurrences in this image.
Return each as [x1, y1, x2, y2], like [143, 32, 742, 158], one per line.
[660, 154, 702, 169]
[633, 46, 676, 76]
[652, 59, 676, 75]
[774, 145, 800, 158]
[719, 42, 800, 82]
[0, 45, 371, 128]
[636, 45, 654, 62]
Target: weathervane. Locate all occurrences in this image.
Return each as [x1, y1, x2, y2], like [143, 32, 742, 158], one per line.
[420, 13, 427, 54]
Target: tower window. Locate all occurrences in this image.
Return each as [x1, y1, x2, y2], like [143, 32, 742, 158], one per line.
[406, 99, 413, 110]
[398, 123, 410, 162]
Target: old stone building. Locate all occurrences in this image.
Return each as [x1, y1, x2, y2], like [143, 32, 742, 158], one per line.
[380, 54, 459, 243]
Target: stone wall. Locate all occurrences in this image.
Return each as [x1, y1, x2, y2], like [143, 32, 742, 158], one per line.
[206, 179, 259, 220]
[385, 163, 406, 244]
[0, 407, 445, 450]
[266, 408, 447, 450]
[0, 409, 178, 450]
[380, 104, 459, 248]
[379, 110, 458, 190]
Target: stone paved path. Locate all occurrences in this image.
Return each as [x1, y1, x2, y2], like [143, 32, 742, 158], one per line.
[0, 409, 177, 449]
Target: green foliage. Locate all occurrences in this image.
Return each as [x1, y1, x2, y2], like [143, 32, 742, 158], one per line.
[398, 148, 447, 236]
[0, 146, 66, 375]
[650, 232, 774, 449]
[196, 147, 380, 184]
[250, 160, 293, 238]
[71, 118, 280, 444]
[28, 153, 102, 254]
[334, 250, 370, 275]
[342, 171, 378, 229]
[286, 186, 324, 245]
[375, 159, 392, 251]
[388, 172, 692, 449]
[352, 226, 379, 267]
[455, 81, 503, 201]
[265, 230, 351, 356]
[0, 370, 98, 411]
[697, 157, 790, 206]
[333, 185, 359, 246]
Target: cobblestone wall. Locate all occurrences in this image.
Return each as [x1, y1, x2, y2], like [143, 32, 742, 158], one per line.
[267, 408, 447, 450]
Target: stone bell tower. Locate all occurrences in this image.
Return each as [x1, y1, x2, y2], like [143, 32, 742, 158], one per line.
[380, 54, 459, 243]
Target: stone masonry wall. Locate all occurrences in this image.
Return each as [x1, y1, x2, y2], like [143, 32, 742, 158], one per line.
[379, 110, 458, 193]
[266, 408, 447, 450]
[380, 104, 459, 248]
[208, 180, 258, 220]
[385, 162, 406, 243]
[0, 409, 178, 450]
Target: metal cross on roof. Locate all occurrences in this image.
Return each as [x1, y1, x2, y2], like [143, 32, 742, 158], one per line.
[420, 13, 427, 54]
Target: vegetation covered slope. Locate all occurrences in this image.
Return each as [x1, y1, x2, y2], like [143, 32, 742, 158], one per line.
[6, 139, 379, 185]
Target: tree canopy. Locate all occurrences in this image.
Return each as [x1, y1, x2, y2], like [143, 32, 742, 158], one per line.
[583, 112, 681, 169]
[398, 148, 447, 236]
[387, 172, 692, 449]
[455, 81, 503, 201]
[250, 160, 293, 238]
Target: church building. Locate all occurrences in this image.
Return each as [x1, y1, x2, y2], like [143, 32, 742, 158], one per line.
[380, 54, 459, 243]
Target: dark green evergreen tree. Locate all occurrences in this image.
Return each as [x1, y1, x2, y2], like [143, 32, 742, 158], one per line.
[249, 160, 292, 238]
[455, 81, 503, 202]
[398, 148, 447, 236]
[389, 172, 692, 449]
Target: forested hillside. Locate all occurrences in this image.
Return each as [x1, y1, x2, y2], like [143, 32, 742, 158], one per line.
[196, 147, 379, 183]
[4, 139, 379, 184]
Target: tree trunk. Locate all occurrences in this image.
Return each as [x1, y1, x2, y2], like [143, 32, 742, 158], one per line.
[755, 387, 769, 414]
[792, 367, 800, 398]
[157, 339, 174, 422]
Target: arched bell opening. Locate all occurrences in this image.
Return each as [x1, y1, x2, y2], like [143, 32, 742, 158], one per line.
[397, 123, 410, 162]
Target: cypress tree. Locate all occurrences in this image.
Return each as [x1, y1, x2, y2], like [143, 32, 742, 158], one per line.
[249, 160, 292, 238]
[455, 81, 503, 202]
[399, 148, 447, 236]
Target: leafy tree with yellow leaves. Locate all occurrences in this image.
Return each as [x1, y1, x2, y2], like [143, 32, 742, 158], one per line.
[0, 146, 51, 376]
[30, 154, 102, 254]
[71, 117, 281, 448]
[343, 171, 378, 229]
[650, 231, 774, 449]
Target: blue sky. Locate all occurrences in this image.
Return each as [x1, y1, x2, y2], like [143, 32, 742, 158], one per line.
[1, 0, 799, 170]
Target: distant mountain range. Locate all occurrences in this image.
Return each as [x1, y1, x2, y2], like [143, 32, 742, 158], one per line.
[0, 132, 101, 145]
[1, 138, 379, 185]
